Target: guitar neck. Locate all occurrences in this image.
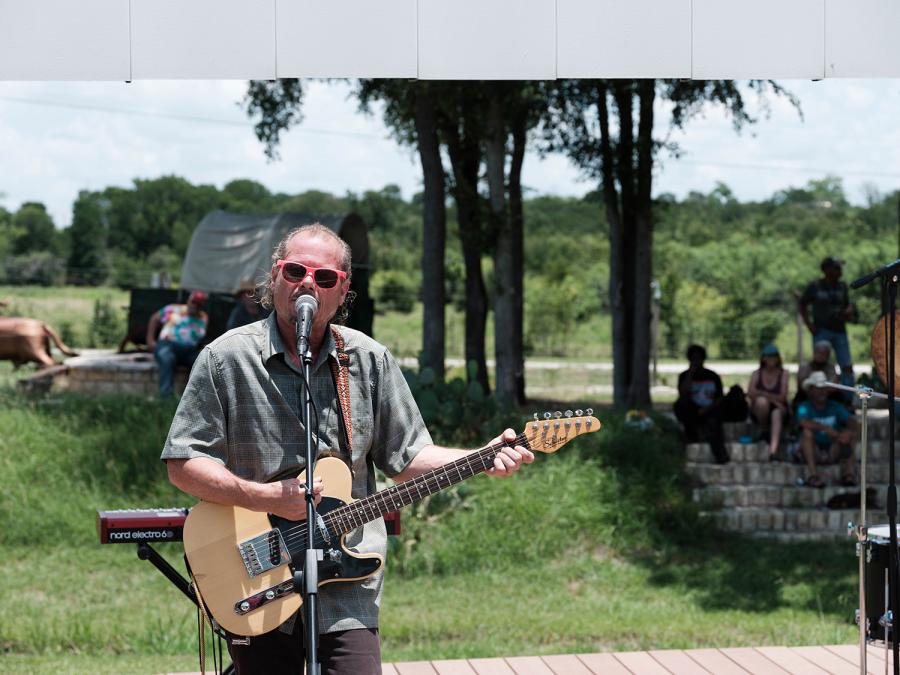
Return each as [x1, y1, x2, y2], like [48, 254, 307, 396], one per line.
[325, 440, 518, 536]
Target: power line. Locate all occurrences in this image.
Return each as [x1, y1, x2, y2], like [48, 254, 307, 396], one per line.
[2, 95, 899, 179]
[0, 95, 385, 141]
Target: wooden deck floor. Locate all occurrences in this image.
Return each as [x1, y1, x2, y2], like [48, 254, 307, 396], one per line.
[169, 643, 899, 674]
[380, 644, 894, 674]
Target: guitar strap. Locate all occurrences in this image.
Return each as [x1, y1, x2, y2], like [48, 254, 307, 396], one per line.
[328, 324, 353, 456]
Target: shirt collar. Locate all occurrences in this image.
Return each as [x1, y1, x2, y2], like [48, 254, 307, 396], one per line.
[263, 311, 337, 371]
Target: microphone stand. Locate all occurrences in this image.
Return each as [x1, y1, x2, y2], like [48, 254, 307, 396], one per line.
[294, 307, 321, 675]
[851, 263, 900, 674]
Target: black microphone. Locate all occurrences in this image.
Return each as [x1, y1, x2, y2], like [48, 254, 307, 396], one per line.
[851, 258, 900, 289]
[294, 295, 318, 359]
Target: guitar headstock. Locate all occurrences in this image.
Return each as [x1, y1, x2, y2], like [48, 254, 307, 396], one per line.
[523, 408, 601, 454]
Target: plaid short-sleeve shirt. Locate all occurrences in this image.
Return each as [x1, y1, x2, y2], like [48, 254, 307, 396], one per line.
[161, 313, 432, 634]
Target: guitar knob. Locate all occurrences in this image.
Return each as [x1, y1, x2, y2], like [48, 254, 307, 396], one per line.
[554, 411, 561, 419]
[565, 410, 573, 417]
[265, 590, 275, 600]
[543, 412, 551, 420]
[533, 413, 539, 421]
[240, 601, 250, 612]
[586, 408, 593, 416]
[575, 409, 583, 416]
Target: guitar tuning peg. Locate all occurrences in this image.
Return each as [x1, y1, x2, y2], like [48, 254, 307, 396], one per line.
[533, 412, 539, 421]
[575, 409, 583, 416]
[543, 412, 552, 420]
[586, 408, 593, 416]
[565, 410, 573, 417]
[553, 411, 561, 419]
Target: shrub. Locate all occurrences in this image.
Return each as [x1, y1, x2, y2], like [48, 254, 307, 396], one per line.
[372, 270, 418, 314]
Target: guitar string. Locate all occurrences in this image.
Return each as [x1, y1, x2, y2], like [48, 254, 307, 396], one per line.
[263, 423, 592, 557]
[269, 437, 520, 554]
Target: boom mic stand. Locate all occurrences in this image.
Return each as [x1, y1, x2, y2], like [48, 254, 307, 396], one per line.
[852, 261, 900, 674]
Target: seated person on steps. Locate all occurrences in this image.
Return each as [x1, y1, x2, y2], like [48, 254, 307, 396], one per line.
[747, 343, 789, 461]
[794, 370, 858, 488]
[793, 340, 839, 412]
[674, 344, 728, 464]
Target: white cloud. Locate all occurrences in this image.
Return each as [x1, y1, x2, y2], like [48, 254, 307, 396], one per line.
[1, 79, 899, 228]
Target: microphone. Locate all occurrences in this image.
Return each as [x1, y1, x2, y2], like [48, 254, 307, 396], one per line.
[294, 295, 318, 359]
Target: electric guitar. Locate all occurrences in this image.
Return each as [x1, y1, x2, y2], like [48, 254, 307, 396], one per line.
[183, 411, 600, 636]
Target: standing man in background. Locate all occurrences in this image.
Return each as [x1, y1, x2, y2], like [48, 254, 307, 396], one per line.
[798, 257, 857, 394]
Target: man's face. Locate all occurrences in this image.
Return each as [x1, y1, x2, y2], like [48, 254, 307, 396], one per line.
[271, 232, 349, 336]
[187, 300, 203, 316]
[824, 264, 842, 282]
[813, 345, 830, 364]
[809, 386, 829, 404]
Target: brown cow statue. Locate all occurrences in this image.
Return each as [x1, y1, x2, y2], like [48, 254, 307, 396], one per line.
[0, 317, 78, 368]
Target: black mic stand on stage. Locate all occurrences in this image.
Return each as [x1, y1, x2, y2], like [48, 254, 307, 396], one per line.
[293, 295, 322, 675]
[852, 260, 900, 674]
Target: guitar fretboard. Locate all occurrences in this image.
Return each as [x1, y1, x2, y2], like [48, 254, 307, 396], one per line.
[323, 436, 527, 536]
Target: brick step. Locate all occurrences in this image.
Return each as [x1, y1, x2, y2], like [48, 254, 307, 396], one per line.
[686, 461, 897, 486]
[686, 440, 900, 464]
[694, 483, 885, 509]
[705, 507, 882, 534]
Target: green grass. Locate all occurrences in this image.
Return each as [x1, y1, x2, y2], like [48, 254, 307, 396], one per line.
[0, 287, 866, 672]
[0, 285, 129, 349]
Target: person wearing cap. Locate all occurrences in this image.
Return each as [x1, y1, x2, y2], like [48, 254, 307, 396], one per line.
[795, 370, 858, 488]
[146, 290, 209, 394]
[226, 279, 271, 331]
[793, 340, 840, 412]
[797, 257, 858, 396]
[747, 343, 789, 461]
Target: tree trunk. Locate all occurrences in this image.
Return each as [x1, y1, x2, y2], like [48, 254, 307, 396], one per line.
[414, 85, 446, 378]
[508, 107, 527, 404]
[444, 117, 490, 394]
[597, 83, 627, 408]
[627, 80, 656, 408]
[485, 92, 519, 406]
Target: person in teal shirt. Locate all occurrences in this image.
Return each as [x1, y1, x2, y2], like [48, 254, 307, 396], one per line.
[146, 290, 208, 394]
[795, 370, 857, 488]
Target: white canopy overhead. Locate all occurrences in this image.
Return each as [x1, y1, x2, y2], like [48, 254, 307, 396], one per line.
[180, 210, 368, 295]
[2, 1, 899, 80]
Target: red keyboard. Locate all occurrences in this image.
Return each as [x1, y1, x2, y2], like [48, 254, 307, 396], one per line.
[97, 507, 188, 544]
[97, 507, 400, 544]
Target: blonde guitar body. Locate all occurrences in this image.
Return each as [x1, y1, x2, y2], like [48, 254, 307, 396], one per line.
[184, 457, 382, 637]
[183, 413, 601, 637]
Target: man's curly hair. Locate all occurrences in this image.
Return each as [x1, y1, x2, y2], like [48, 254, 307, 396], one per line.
[258, 223, 355, 324]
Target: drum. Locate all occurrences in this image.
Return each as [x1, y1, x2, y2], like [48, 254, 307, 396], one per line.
[865, 525, 900, 641]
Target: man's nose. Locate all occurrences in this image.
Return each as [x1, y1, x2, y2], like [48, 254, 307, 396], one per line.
[299, 271, 315, 288]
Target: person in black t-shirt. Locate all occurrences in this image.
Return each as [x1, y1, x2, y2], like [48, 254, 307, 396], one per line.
[797, 257, 857, 394]
[674, 344, 728, 464]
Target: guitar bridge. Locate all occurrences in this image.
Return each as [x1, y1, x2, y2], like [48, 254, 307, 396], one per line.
[238, 528, 290, 577]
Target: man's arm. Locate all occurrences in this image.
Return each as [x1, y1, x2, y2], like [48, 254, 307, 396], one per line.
[166, 456, 323, 521]
[797, 287, 815, 334]
[393, 428, 534, 484]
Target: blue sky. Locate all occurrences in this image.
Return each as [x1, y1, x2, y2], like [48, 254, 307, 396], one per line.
[1, 78, 899, 228]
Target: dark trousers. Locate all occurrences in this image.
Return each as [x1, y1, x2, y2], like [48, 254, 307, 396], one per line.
[227, 625, 381, 675]
[153, 339, 199, 394]
[674, 398, 729, 463]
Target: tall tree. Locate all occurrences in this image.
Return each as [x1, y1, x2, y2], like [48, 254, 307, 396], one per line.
[67, 191, 110, 285]
[12, 202, 58, 255]
[545, 79, 798, 408]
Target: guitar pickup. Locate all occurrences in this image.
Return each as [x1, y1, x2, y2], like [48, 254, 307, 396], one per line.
[238, 528, 290, 577]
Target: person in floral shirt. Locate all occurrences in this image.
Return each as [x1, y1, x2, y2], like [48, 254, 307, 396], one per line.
[146, 290, 208, 394]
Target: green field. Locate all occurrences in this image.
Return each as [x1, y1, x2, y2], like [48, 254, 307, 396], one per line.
[0, 381, 861, 673]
